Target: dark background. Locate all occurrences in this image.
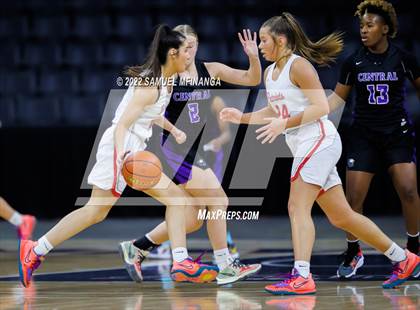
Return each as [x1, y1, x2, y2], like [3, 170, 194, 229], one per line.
[0, 0, 419, 219]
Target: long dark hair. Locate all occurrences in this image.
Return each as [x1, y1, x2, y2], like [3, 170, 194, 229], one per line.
[263, 13, 344, 66]
[125, 24, 185, 78]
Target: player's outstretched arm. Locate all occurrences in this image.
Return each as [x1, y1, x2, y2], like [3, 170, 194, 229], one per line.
[205, 29, 261, 86]
[220, 106, 276, 125]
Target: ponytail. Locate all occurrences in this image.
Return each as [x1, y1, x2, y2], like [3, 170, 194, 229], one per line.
[125, 24, 185, 79]
[263, 13, 344, 66]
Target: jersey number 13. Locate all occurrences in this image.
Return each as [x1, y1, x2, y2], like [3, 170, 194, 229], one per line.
[367, 84, 389, 105]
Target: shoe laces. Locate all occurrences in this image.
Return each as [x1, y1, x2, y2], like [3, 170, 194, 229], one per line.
[29, 249, 43, 270]
[135, 251, 147, 265]
[272, 271, 299, 286]
[230, 258, 246, 269]
[390, 263, 403, 277]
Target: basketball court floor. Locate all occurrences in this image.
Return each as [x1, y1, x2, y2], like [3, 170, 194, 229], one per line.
[1, 217, 419, 309]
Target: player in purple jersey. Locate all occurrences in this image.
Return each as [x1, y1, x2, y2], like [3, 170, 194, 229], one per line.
[120, 25, 260, 285]
[328, 0, 420, 278]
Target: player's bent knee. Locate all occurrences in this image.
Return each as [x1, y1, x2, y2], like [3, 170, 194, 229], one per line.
[328, 209, 355, 230]
[83, 205, 112, 224]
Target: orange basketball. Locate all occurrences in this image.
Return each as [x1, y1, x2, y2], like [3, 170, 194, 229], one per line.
[122, 151, 162, 190]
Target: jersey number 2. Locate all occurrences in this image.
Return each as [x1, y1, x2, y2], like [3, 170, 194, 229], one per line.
[367, 84, 389, 105]
[188, 102, 200, 123]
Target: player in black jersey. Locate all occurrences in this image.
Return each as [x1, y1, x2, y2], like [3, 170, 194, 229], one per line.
[330, 0, 420, 278]
[120, 25, 262, 285]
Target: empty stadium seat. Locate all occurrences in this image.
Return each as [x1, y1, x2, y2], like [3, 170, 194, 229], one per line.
[70, 16, 110, 39]
[332, 15, 359, 38]
[0, 44, 19, 66]
[62, 43, 101, 66]
[60, 95, 105, 126]
[197, 41, 229, 63]
[21, 43, 62, 67]
[0, 71, 37, 95]
[15, 96, 61, 126]
[80, 70, 118, 94]
[196, 15, 235, 39]
[29, 16, 69, 39]
[296, 16, 328, 39]
[112, 15, 153, 39]
[102, 43, 145, 66]
[230, 43, 249, 68]
[238, 16, 266, 32]
[0, 97, 16, 127]
[156, 14, 192, 28]
[0, 17, 27, 39]
[39, 70, 79, 94]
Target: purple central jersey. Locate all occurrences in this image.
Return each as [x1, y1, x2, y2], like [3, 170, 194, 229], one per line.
[161, 60, 213, 184]
[339, 43, 420, 132]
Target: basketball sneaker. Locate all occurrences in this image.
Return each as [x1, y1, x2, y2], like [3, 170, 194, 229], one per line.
[337, 249, 364, 278]
[118, 240, 149, 282]
[17, 215, 36, 240]
[171, 257, 219, 283]
[18, 240, 43, 288]
[382, 249, 420, 289]
[265, 269, 316, 295]
[148, 241, 171, 260]
[216, 258, 261, 285]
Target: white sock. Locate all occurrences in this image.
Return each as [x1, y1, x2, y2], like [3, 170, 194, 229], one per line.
[9, 212, 23, 226]
[33, 236, 54, 256]
[172, 247, 188, 263]
[384, 242, 406, 263]
[294, 260, 310, 278]
[407, 232, 419, 238]
[214, 248, 233, 271]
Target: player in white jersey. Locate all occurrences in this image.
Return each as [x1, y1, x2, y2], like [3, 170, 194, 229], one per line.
[18, 25, 219, 288]
[220, 13, 420, 294]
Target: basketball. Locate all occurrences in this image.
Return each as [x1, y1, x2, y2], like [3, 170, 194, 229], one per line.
[122, 151, 162, 190]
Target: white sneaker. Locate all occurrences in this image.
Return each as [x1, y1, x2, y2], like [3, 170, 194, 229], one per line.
[217, 258, 261, 285]
[118, 240, 149, 282]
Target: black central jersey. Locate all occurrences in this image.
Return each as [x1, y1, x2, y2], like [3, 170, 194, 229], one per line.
[339, 43, 420, 133]
[163, 60, 213, 149]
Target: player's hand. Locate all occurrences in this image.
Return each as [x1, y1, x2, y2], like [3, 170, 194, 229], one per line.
[220, 107, 242, 124]
[255, 117, 288, 144]
[238, 29, 258, 59]
[204, 138, 223, 152]
[172, 127, 186, 144]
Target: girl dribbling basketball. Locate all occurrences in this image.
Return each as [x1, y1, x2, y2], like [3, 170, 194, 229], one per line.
[18, 25, 219, 288]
